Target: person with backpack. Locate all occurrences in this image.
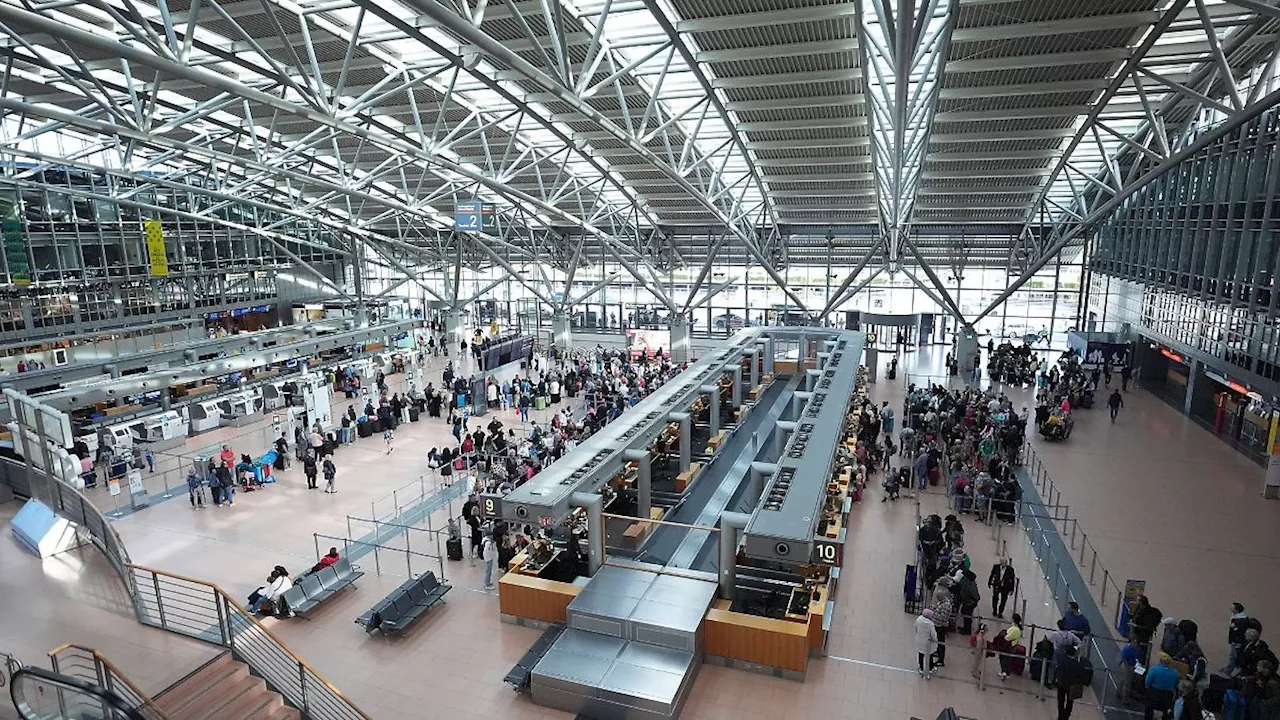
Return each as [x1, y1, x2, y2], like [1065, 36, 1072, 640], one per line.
[186, 470, 205, 508]
[1055, 644, 1091, 720]
[322, 457, 336, 493]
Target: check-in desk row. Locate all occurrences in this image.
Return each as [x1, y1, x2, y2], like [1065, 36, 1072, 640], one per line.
[498, 571, 828, 679]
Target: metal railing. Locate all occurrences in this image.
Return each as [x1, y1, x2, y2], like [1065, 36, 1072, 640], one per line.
[48, 645, 168, 720]
[127, 563, 372, 720]
[1020, 444, 1128, 615]
[0, 457, 138, 601]
[909, 611, 1139, 718]
[313, 527, 447, 581]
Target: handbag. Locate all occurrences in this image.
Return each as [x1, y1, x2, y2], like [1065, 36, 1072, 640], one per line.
[1068, 684, 1084, 700]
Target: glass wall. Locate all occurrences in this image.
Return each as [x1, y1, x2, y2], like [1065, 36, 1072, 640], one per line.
[371, 249, 1085, 351]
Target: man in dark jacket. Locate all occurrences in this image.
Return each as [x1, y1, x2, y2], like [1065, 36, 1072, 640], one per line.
[1107, 389, 1124, 423]
[1223, 603, 1255, 674]
[988, 558, 1017, 618]
[1130, 595, 1163, 664]
[956, 569, 981, 634]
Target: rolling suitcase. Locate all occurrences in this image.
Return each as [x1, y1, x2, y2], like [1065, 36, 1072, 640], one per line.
[1007, 644, 1026, 676]
[409, 406, 421, 422]
[535, 396, 546, 411]
[446, 537, 464, 561]
[357, 421, 373, 438]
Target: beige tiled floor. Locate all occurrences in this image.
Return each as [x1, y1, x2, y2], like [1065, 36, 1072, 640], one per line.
[9, 342, 1275, 719]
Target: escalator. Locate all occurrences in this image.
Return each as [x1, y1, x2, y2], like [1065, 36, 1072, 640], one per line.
[10, 666, 149, 720]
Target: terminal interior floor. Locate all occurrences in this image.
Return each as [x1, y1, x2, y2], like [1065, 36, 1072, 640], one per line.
[4, 342, 1278, 719]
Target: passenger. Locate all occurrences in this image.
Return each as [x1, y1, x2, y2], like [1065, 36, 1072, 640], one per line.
[1061, 601, 1092, 638]
[914, 608, 938, 679]
[249, 568, 291, 615]
[1129, 595, 1164, 663]
[312, 547, 339, 573]
[988, 558, 1016, 619]
[303, 453, 318, 490]
[1047, 618, 1082, 684]
[1222, 603, 1255, 674]
[219, 444, 235, 468]
[929, 584, 953, 668]
[1144, 652, 1180, 719]
[323, 457, 336, 493]
[995, 613, 1024, 680]
[1054, 645, 1090, 720]
[481, 526, 497, 591]
[219, 463, 235, 505]
[186, 470, 205, 508]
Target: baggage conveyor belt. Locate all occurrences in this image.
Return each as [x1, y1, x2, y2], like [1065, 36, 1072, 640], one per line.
[635, 374, 800, 572]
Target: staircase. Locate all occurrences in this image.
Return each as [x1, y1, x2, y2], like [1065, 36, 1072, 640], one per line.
[151, 652, 300, 720]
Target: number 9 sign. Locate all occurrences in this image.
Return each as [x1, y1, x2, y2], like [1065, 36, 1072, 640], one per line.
[479, 494, 502, 519]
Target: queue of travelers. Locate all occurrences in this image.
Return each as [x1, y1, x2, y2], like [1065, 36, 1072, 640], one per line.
[882, 346, 1276, 720]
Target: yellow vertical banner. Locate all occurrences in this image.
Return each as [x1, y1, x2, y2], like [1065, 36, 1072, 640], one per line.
[144, 219, 168, 276]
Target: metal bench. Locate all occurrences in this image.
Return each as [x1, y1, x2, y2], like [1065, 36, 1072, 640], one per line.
[280, 559, 363, 617]
[354, 571, 452, 635]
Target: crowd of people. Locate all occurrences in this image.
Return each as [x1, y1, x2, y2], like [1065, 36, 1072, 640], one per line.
[425, 343, 688, 594]
[871, 344, 1277, 720]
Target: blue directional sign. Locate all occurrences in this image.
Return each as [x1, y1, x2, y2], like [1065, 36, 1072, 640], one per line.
[454, 200, 482, 231]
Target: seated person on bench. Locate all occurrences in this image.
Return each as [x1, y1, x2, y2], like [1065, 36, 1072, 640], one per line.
[311, 547, 340, 574]
[248, 566, 292, 614]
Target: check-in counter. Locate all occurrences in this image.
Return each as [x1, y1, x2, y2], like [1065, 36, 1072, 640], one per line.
[806, 586, 828, 654]
[498, 573, 582, 625]
[704, 606, 810, 678]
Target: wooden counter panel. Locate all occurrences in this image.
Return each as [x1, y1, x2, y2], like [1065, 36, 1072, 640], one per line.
[498, 574, 581, 624]
[704, 608, 809, 674]
[807, 586, 828, 652]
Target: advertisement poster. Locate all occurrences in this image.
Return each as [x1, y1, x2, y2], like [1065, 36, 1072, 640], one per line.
[108, 476, 121, 496]
[127, 470, 145, 494]
[1084, 341, 1130, 369]
[1117, 578, 1147, 636]
[144, 219, 169, 276]
[625, 329, 670, 358]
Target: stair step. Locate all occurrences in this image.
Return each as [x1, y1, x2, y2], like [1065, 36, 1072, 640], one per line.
[154, 655, 245, 717]
[153, 651, 303, 720]
[247, 697, 299, 720]
[198, 673, 272, 720]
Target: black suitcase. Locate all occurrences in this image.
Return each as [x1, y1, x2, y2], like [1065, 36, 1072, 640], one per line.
[409, 407, 420, 422]
[357, 421, 373, 438]
[447, 537, 464, 561]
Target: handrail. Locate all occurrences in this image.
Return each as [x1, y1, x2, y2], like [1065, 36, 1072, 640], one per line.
[126, 562, 373, 720]
[47, 644, 168, 720]
[1019, 444, 1127, 614]
[10, 666, 147, 720]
